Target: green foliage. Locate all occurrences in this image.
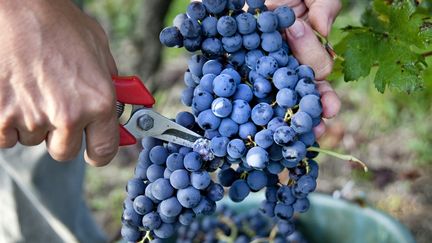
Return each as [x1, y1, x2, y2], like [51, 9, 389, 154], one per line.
[335, 0, 432, 93]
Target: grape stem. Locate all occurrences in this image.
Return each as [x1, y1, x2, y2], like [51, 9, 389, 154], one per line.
[250, 224, 279, 243]
[140, 231, 152, 243]
[216, 216, 238, 243]
[283, 109, 294, 122]
[307, 147, 368, 172]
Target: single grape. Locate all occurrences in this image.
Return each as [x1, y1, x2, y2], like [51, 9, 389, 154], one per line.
[295, 78, 319, 97]
[238, 121, 257, 139]
[254, 129, 274, 149]
[242, 32, 261, 50]
[206, 183, 225, 201]
[291, 111, 313, 134]
[228, 49, 247, 66]
[274, 6, 295, 28]
[149, 145, 168, 165]
[222, 33, 243, 53]
[256, 56, 279, 77]
[273, 67, 298, 90]
[246, 170, 268, 191]
[201, 38, 224, 58]
[187, 1, 207, 21]
[277, 186, 296, 204]
[122, 207, 142, 227]
[230, 99, 251, 124]
[229, 179, 251, 202]
[246, 146, 269, 169]
[257, 11, 278, 33]
[217, 16, 238, 37]
[296, 65, 315, 80]
[197, 109, 221, 131]
[170, 169, 190, 189]
[180, 18, 202, 38]
[176, 112, 195, 129]
[267, 117, 286, 132]
[228, 0, 246, 10]
[276, 88, 297, 109]
[269, 48, 289, 67]
[153, 223, 175, 239]
[260, 201, 276, 217]
[227, 138, 247, 159]
[184, 36, 203, 52]
[202, 16, 218, 37]
[213, 74, 237, 97]
[293, 198, 310, 213]
[221, 68, 242, 84]
[274, 203, 294, 220]
[236, 12, 257, 34]
[159, 27, 183, 47]
[251, 103, 274, 126]
[245, 49, 264, 69]
[173, 13, 188, 29]
[179, 209, 196, 226]
[299, 94, 322, 118]
[177, 186, 202, 208]
[253, 77, 272, 98]
[181, 87, 194, 106]
[210, 136, 230, 156]
[142, 212, 162, 231]
[273, 126, 296, 146]
[121, 225, 142, 242]
[152, 178, 174, 201]
[160, 197, 183, 217]
[146, 164, 165, 182]
[218, 168, 240, 187]
[203, 0, 228, 14]
[261, 31, 283, 52]
[184, 151, 203, 172]
[282, 141, 307, 166]
[126, 178, 146, 199]
[203, 60, 223, 75]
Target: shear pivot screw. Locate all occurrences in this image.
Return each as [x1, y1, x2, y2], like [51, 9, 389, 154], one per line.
[138, 114, 154, 131]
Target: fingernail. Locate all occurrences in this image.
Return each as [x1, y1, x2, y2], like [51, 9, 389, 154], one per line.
[288, 20, 305, 39]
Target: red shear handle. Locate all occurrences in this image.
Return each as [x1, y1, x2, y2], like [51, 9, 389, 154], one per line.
[112, 76, 155, 146]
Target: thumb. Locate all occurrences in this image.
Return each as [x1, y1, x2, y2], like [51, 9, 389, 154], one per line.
[284, 19, 333, 80]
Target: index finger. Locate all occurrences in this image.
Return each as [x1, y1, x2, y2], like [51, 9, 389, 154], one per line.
[304, 0, 342, 37]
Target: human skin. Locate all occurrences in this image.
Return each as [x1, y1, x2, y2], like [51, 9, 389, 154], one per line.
[266, 0, 342, 137]
[0, 0, 119, 166]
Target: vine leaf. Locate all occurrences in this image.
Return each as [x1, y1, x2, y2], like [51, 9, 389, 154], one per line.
[336, 0, 432, 93]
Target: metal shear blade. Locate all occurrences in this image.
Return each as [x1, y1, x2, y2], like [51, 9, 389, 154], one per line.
[124, 109, 202, 148]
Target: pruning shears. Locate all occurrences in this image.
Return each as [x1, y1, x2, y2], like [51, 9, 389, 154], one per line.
[113, 76, 202, 147]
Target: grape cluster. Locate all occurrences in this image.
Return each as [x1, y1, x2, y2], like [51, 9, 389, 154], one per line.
[122, 0, 325, 241]
[121, 116, 225, 242]
[177, 204, 309, 243]
[161, 0, 321, 199]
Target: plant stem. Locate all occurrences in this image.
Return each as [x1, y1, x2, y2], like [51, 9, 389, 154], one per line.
[422, 51, 432, 58]
[307, 147, 368, 172]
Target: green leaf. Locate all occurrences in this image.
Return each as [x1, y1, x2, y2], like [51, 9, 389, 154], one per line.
[336, 0, 431, 93]
[341, 30, 379, 81]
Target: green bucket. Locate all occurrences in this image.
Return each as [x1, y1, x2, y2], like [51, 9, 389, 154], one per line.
[222, 193, 416, 243]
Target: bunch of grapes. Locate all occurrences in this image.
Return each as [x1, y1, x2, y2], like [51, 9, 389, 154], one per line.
[177, 204, 309, 243]
[121, 113, 226, 242]
[121, 0, 327, 241]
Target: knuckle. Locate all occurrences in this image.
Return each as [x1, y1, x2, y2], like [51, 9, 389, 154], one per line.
[90, 142, 118, 165]
[56, 113, 80, 130]
[0, 137, 17, 148]
[49, 148, 75, 162]
[92, 92, 116, 117]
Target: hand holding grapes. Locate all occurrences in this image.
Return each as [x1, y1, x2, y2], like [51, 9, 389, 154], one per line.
[267, 0, 342, 137]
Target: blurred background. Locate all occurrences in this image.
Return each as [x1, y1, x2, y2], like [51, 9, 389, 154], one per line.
[79, 0, 431, 242]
